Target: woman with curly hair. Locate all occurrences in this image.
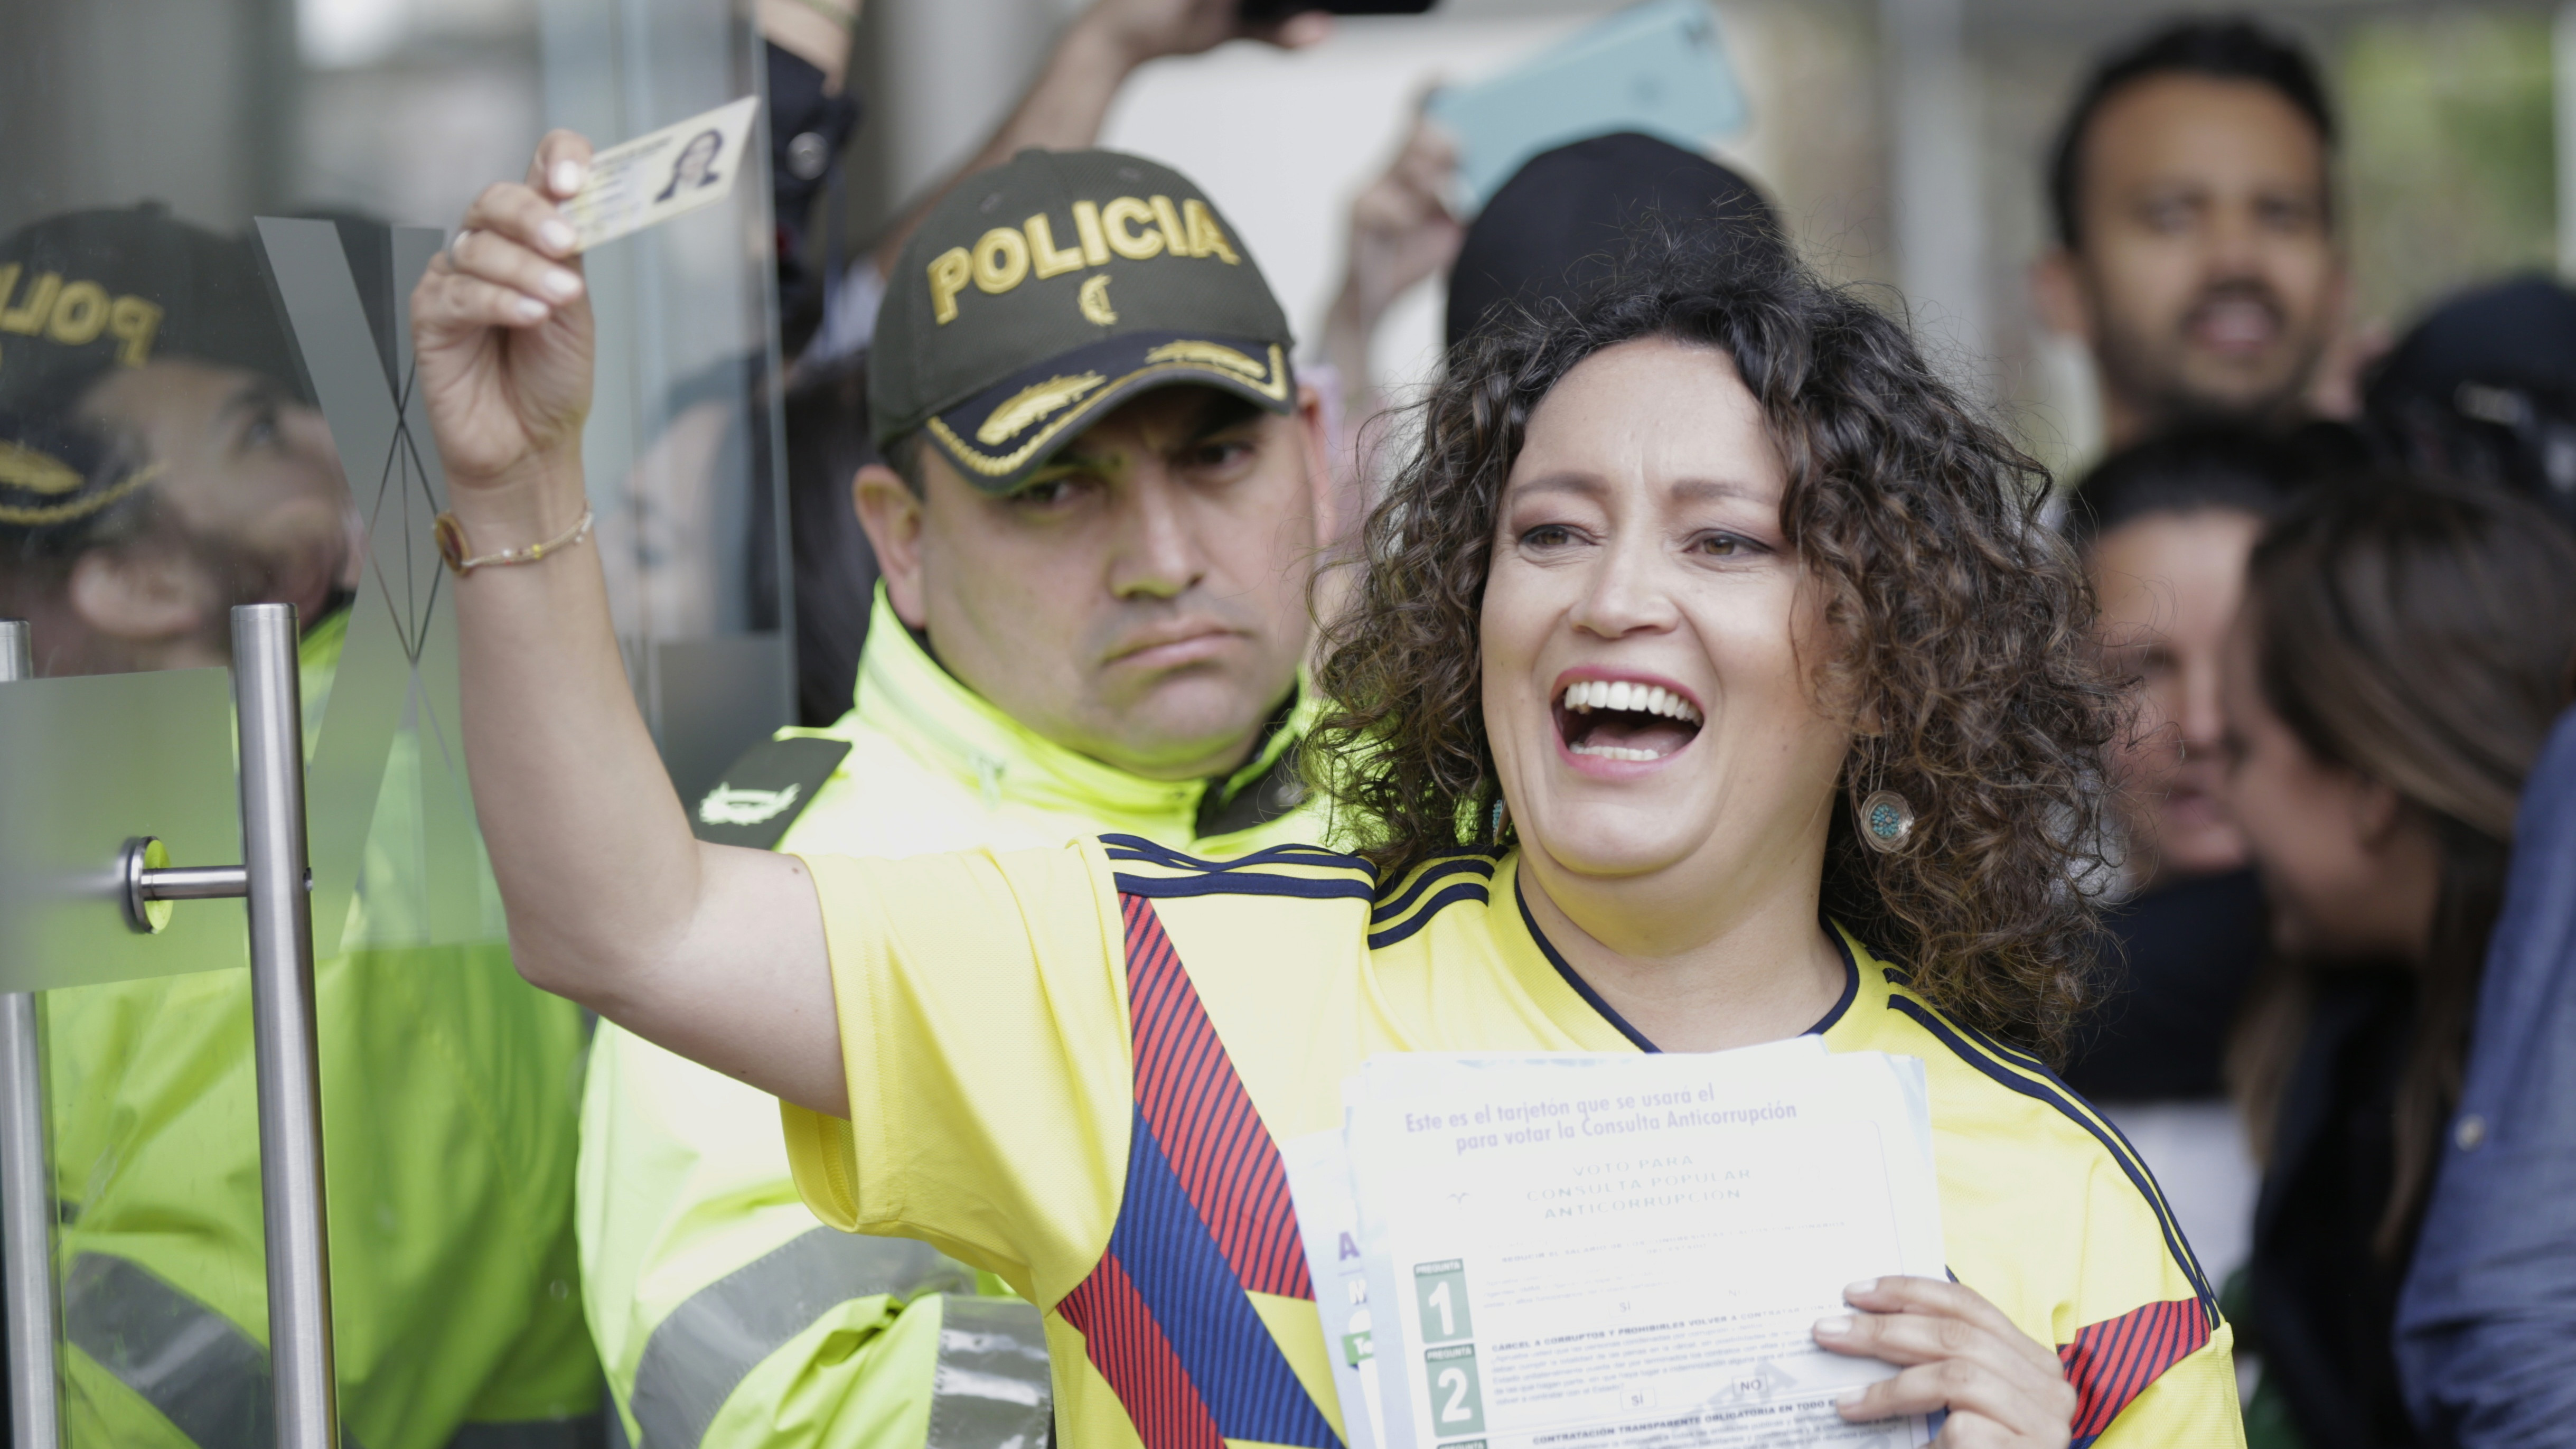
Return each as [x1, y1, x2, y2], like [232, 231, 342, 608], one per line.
[417, 134, 2240, 1449]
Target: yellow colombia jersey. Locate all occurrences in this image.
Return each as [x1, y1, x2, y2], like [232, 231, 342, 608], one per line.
[781, 839, 2243, 1449]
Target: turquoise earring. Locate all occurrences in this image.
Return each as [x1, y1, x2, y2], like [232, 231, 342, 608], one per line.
[1858, 790, 1915, 854]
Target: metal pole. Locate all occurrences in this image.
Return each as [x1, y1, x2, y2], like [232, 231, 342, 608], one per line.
[232, 603, 338, 1449]
[2559, 2, 2576, 281]
[0, 619, 61, 1449]
[1881, 0, 1990, 398]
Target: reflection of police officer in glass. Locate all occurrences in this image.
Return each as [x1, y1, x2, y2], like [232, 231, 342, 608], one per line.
[654, 128, 725, 202]
[0, 204, 604, 1449]
[0, 209, 358, 674]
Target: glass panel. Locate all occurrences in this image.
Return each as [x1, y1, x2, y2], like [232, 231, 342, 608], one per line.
[2, 0, 788, 1439]
[0, 668, 246, 992]
[256, 217, 505, 956]
[542, 0, 794, 801]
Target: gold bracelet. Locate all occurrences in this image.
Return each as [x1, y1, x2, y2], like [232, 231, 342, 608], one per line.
[433, 506, 595, 577]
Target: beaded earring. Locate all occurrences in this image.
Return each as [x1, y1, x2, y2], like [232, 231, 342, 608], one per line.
[1857, 789, 1915, 854]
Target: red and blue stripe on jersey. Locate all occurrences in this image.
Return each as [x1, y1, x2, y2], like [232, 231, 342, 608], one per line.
[1054, 890, 1342, 1449]
[2060, 1297, 2212, 1447]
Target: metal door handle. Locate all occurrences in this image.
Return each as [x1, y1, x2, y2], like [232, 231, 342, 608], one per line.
[3, 606, 339, 1449]
[117, 836, 306, 934]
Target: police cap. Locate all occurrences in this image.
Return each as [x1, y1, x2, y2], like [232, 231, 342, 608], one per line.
[871, 149, 1295, 495]
[0, 203, 303, 421]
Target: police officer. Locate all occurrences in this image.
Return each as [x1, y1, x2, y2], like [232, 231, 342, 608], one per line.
[578, 148, 1337, 1448]
[0, 205, 603, 1449]
[0, 206, 355, 672]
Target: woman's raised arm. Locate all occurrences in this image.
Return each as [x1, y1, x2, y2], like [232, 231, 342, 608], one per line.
[411, 131, 846, 1116]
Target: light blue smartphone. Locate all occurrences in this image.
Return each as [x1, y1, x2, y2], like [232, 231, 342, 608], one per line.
[1427, 0, 1749, 214]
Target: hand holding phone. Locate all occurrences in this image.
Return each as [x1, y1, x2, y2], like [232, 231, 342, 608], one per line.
[1427, 0, 1747, 214]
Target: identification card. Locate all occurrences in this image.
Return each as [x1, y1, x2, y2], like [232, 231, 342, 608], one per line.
[563, 96, 762, 253]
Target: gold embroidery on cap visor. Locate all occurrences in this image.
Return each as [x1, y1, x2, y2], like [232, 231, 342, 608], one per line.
[978, 372, 1106, 446]
[925, 343, 1292, 482]
[0, 460, 163, 527]
[1141, 340, 1266, 378]
[0, 441, 86, 496]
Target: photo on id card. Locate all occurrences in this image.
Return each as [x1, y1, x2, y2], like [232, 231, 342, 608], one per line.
[561, 95, 763, 254]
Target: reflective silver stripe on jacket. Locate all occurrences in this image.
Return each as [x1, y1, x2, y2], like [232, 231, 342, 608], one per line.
[63, 1251, 280, 1449]
[925, 1295, 1051, 1449]
[66, 1249, 603, 1449]
[446, 1417, 610, 1448]
[629, 1228, 996, 1448]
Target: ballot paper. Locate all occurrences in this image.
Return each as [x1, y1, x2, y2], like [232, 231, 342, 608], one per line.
[563, 96, 762, 253]
[1292, 1042, 1945, 1449]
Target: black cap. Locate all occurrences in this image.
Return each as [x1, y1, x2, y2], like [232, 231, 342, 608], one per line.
[2366, 274, 2576, 524]
[2369, 275, 2576, 406]
[0, 204, 303, 418]
[870, 149, 1295, 494]
[1445, 133, 1783, 354]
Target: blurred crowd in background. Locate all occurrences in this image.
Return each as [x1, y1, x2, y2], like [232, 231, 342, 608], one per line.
[6, 2, 2576, 1447]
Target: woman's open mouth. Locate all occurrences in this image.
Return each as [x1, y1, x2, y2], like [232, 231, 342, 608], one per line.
[1553, 677, 1704, 765]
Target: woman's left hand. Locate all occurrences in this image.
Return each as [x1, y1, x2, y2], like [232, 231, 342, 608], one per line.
[1812, 1276, 2076, 1447]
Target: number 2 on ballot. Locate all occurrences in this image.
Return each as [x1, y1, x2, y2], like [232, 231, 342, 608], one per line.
[1422, 1345, 1488, 1437]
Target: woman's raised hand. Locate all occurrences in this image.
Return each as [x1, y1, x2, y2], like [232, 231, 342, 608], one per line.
[411, 130, 597, 496]
[1814, 1276, 2077, 1447]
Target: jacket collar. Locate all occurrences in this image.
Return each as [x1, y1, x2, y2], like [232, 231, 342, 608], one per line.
[848, 587, 1312, 833]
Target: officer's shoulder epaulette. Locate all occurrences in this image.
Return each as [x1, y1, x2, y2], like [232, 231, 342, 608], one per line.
[688, 735, 852, 849]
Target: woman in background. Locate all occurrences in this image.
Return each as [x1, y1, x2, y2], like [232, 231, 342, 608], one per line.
[2219, 474, 2576, 1448]
[2059, 427, 2315, 1294]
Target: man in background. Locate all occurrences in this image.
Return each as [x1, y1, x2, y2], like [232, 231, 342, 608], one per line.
[0, 205, 602, 1448]
[2032, 17, 2348, 448]
[2031, 28, 2359, 1429]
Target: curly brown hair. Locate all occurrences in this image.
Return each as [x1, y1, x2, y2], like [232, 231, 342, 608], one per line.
[1308, 231, 2124, 1054]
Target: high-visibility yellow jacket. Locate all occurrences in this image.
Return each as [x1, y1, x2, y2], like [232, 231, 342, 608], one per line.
[579, 590, 1332, 1449]
[45, 608, 604, 1449]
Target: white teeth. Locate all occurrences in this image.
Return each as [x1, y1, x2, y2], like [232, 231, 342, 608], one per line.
[1560, 680, 1704, 725]
[1571, 743, 1666, 762]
